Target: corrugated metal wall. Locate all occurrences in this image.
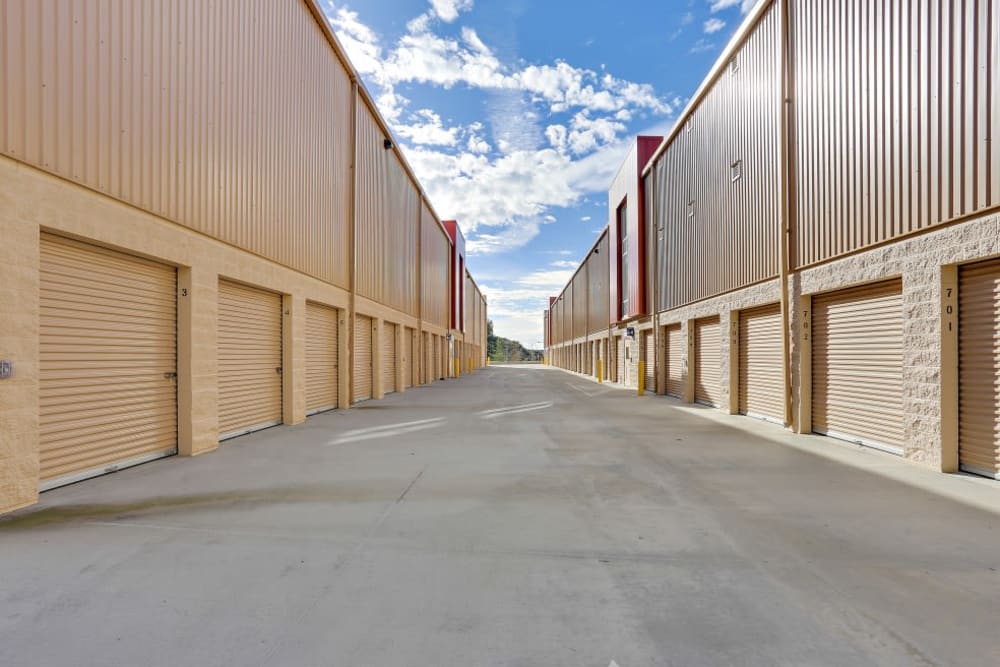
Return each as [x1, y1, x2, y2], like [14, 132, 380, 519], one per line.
[355, 101, 420, 315]
[0, 0, 353, 288]
[420, 203, 451, 329]
[588, 232, 610, 335]
[652, 2, 782, 310]
[572, 263, 588, 339]
[792, 0, 999, 267]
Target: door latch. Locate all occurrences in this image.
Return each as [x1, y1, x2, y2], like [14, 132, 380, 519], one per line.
[164, 372, 178, 380]
[276, 367, 283, 375]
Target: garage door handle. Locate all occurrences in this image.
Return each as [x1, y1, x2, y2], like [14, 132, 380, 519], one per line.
[276, 367, 283, 375]
[163, 372, 177, 380]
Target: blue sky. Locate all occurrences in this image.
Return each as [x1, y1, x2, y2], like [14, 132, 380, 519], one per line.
[323, 0, 756, 348]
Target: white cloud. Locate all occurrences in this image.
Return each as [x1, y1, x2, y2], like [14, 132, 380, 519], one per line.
[429, 0, 473, 23]
[550, 260, 579, 269]
[394, 109, 460, 146]
[704, 18, 726, 34]
[709, 0, 757, 13]
[689, 39, 715, 53]
[581, 216, 592, 222]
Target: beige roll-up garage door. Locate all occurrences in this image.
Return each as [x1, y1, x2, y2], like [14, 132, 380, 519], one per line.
[959, 258, 1000, 479]
[305, 301, 338, 415]
[424, 332, 431, 383]
[812, 279, 903, 453]
[39, 234, 177, 490]
[354, 315, 373, 402]
[644, 330, 655, 392]
[404, 327, 414, 388]
[665, 324, 684, 398]
[383, 322, 397, 394]
[433, 335, 442, 380]
[616, 336, 625, 383]
[695, 316, 722, 407]
[738, 303, 784, 422]
[218, 280, 283, 440]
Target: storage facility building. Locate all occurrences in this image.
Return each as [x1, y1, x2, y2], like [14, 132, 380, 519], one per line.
[546, 0, 999, 480]
[0, 0, 487, 514]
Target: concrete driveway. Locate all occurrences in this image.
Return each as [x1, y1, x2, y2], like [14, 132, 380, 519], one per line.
[2, 366, 999, 667]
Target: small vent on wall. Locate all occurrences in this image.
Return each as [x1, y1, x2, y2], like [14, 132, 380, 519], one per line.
[730, 159, 743, 182]
[687, 200, 696, 219]
[729, 55, 739, 74]
[685, 117, 694, 133]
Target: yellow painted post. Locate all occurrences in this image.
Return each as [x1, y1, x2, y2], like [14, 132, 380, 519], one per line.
[638, 361, 645, 396]
[468, 357, 473, 373]
[597, 359, 603, 383]
[454, 357, 460, 378]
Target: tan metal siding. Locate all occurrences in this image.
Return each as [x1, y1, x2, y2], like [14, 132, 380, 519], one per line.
[652, 3, 782, 310]
[0, 0, 352, 288]
[665, 324, 684, 398]
[588, 232, 611, 334]
[572, 264, 588, 339]
[305, 301, 338, 415]
[738, 303, 783, 421]
[812, 280, 904, 452]
[383, 322, 397, 394]
[355, 101, 419, 315]
[39, 234, 177, 488]
[959, 258, 1000, 478]
[420, 204, 451, 329]
[695, 317, 722, 407]
[644, 330, 656, 392]
[218, 280, 282, 439]
[354, 315, 373, 402]
[792, 0, 999, 267]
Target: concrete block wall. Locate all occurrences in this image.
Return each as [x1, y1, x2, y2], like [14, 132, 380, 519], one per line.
[656, 280, 782, 408]
[791, 210, 1000, 470]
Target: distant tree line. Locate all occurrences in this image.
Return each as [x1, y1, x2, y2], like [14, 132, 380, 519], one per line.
[487, 320, 543, 363]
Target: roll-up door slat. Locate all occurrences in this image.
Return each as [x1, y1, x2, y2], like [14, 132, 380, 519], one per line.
[739, 303, 784, 422]
[383, 322, 397, 394]
[40, 234, 177, 489]
[959, 259, 1000, 478]
[695, 317, 722, 407]
[665, 324, 684, 398]
[403, 327, 414, 388]
[218, 280, 283, 439]
[306, 302, 339, 415]
[644, 331, 656, 392]
[354, 315, 373, 401]
[812, 280, 903, 453]
[616, 336, 625, 383]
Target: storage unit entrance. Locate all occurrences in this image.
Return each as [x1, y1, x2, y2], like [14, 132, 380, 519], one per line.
[383, 322, 397, 394]
[959, 259, 1000, 479]
[354, 315, 374, 402]
[39, 234, 178, 490]
[811, 280, 904, 454]
[218, 280, 283, 440]
[664, 324, 684, 398]
[738, 304, 783, 422]
[305, 301, 339, 415]
[643, 330, 655, 392]
[694, 316, 722, 407]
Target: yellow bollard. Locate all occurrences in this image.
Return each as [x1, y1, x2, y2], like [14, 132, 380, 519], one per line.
[454, 358, 460, 378]
[597, 359, 603, 383]
[468, 358, 473, 373]
[638, 361, 645, 396]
